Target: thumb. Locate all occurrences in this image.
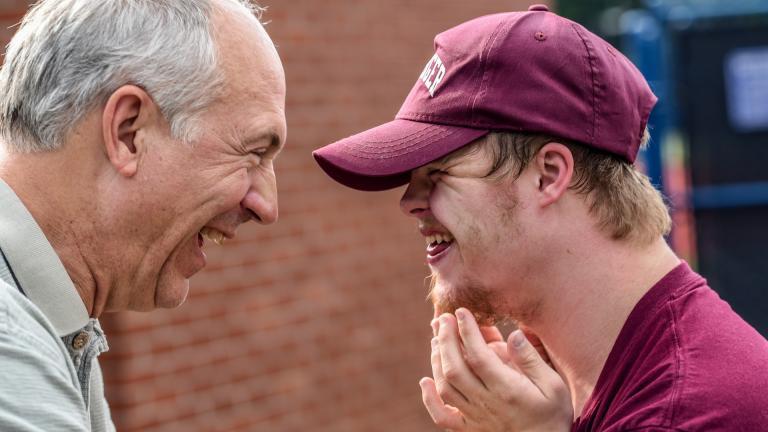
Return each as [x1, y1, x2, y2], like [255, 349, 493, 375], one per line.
[520, 327, 553, 367]
[507, 330, 560, 394]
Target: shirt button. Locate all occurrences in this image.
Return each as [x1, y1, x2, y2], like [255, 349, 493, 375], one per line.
[528, 4, 550, 12]
[72, 332, 89, 350]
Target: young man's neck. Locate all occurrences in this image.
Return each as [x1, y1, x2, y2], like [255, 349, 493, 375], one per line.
[518, 236, 680, 419]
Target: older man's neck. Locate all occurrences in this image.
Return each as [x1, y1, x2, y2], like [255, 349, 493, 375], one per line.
[521, 236, 680, 420]
[0, 145, 105, 318]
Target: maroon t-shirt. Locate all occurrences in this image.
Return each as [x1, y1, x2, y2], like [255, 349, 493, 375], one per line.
[572, 262, 768, 431]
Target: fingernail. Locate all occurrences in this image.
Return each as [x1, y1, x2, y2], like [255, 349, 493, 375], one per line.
[456, 309, 465, 322]
[512, 330, 526, 348]
[430, 319, 439, 335]
[431, 337, 438, 349]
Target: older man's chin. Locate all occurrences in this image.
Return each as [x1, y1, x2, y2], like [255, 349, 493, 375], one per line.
[155, 278, 191, 309]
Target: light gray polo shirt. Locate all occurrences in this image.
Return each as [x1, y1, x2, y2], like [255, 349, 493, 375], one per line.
[0, 179, 114, 431]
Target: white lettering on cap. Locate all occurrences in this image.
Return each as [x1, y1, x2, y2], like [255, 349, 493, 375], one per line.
[419, 53, 446, 97]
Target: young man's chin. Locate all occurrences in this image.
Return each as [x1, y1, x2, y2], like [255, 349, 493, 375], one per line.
[429, 275, 503, 326]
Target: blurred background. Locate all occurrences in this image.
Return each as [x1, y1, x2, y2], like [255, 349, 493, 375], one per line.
[1, 0, 766, 431]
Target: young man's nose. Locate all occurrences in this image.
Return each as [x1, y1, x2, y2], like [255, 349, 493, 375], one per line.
[399, 171, 431, 217]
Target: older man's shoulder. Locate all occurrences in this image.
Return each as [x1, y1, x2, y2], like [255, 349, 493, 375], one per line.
[0, 279, 67, 361]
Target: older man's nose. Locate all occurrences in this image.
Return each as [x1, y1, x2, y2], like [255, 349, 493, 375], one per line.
[241, 186, 278, 225]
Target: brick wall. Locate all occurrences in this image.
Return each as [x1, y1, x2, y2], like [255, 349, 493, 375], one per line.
[0, 1, 548, 430]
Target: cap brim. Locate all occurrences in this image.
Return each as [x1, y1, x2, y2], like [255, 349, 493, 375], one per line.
[313, 119, 489, 191]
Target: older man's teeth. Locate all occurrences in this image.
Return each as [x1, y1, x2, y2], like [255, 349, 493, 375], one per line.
[425, 233, 455, 246]
[200, 227, 225, 246]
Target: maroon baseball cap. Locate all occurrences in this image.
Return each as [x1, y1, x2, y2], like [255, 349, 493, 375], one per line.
[313, 4, 657, 191]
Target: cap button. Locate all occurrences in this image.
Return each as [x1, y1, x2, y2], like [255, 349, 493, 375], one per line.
[528, 4, 550, 12]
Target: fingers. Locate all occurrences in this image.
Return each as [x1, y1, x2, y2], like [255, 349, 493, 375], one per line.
[454, 309, 512, 388]
[425, 311, 572, 432]
[431, 333, 470, 409]
[419, 377, 465, 430]
[478, 319, 510, 364]
[479, 325, 504, 343]
[520, 326, 553, 367]
[486, 340, 512, 365]
[435, 315, 486, 401]
[506, 330, 563, 397]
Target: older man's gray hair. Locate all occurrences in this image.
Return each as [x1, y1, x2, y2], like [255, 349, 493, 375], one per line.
[0, 0, 262, 153]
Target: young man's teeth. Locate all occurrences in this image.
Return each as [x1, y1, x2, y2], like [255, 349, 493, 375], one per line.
[425, 233, 455, 246]
[200, 227, 225, 245]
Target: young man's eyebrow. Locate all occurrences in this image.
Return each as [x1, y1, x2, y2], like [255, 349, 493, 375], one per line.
[436, 140, 482, 166]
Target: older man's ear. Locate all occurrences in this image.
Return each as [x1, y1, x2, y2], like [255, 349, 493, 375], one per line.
[101, 85, 156, 178]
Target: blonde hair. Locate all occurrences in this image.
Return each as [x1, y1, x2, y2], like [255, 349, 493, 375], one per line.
[484, 130, 671, 245]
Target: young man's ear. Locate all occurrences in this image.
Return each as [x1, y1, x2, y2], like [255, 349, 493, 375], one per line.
[533, 142, 574, 207]
[101, 85, 156, 177]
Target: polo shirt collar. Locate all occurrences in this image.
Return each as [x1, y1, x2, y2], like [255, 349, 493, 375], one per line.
[0, 179, 89, 336]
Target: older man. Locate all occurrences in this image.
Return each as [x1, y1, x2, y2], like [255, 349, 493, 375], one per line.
[314, 5, 768, 431]
[0, 0, 285, 430]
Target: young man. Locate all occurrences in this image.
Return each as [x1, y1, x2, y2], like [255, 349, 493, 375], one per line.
[0, 0, 285, 430]
[314, 5, 768, 431]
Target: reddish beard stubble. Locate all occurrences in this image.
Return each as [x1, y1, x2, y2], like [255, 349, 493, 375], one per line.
[428, 272, 501, 326]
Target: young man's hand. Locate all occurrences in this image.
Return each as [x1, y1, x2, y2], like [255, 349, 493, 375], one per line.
[470, 324, 553, 370]
[420, 308, 573, 432]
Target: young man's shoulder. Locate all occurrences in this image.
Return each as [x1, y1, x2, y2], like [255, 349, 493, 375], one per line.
[662, 275, 768, 430]
[576, 264, 768, 431]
